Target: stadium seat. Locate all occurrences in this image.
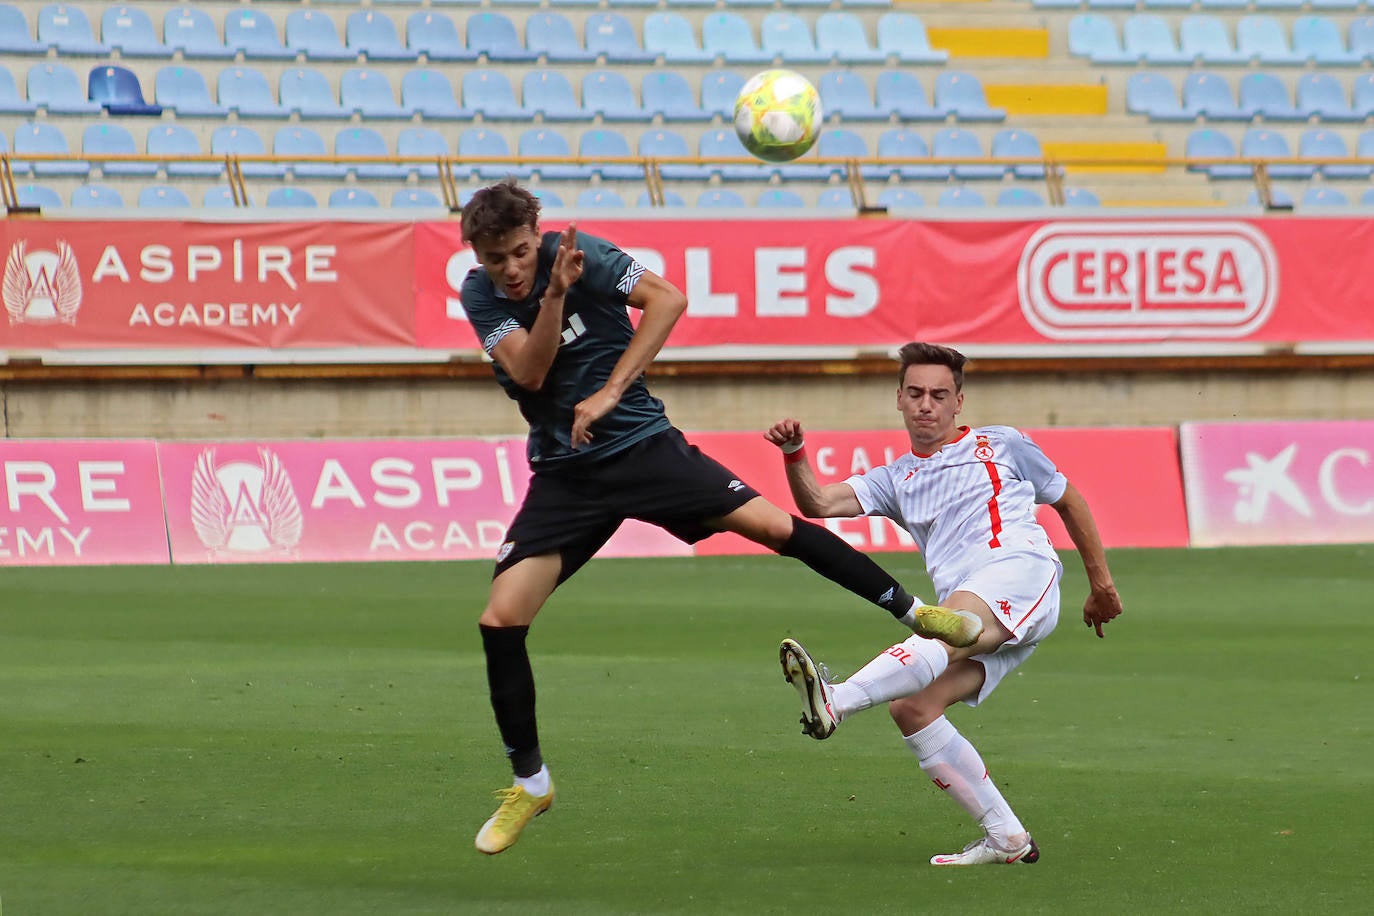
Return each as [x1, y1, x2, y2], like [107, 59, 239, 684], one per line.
[585, 12, 655, 63]
[576, 188, 626, 208]
[0, 66, 37, 114]
[1186, 128, 1251, 178]
[936, 72, 1006, 121]
[14, 121, 88, 176]
[1302, 186, 1349, 207]
[1068, 15, 1134, 64]
[642, 71, 710, 121]
[281, 68, 349, 119]
[392, 188, 444, 208]
[933, 128, 1004, 180]
[776, 145, 831, 182]
[89, 65, 162, 116]
[583, 70, 642, 121]
[468, 12, 538, 61]
[1063, 186, 1102, 207]
[266, 187, 319, 209]
[102, 6, 171, 58]
[156, 66, 225, 117]
[330, 188, 380, 208]
[1296, 73, 1361, 121]
[1182, 72, 1249, 121]
[520, 128, 590, 180]
[219, 67, 288, 118]
[1299, 129, 1371, 179]
[581, 129, 642, 180]
[532, 189, 565, 207]
[696, 189, 747, 208]
[71, 184, 123, 209]
[523, 70, 590, 121]
[1353, 73, 1374, 118]
[401, 70, 471, 120]
[761, 13, 829, 64]
[0, 4, 46, 54]
[27, 63, 102, 114]
[1254, 0, 1305, 9]
[877, 128, 949, 180]
[1237, 16, 1306, 65]
[1362, 187, 1374, 206]
[406, 11, 476, 62]
[1180, 15, 1247, 64]
[701, 71, 747, 119]
[397, 126, 448, 178]
[816, 127, 872, 181]
[16, 183, 63, 208]
[226, 9, 296, 61]
[1123, 15, 1192, 65]
[992, 129, 1046, 179]
[1091, 0, 1139, 9]
[526, 13, 597, 62]
[819, 71, 886, 121]
[1350, 17, 1374, 64]
[1126, 73, 1192, 121]
[1198, 0, 1251, 9]
[644, 13, 714, 64]
[1292, 16, 1362, 65]
[997, 187, 1046, 207]
[757, 188, 807, 208]
[162, 6, 232, 59]
[463, 70, 529, 120]
[347, 11, 415, 61]
[635, 190, 686, 208]
[147, 124, 219, 177]
[276, 126, 346, 179]
[1242, 128, 1313, 179]
[285, 10, 355, 61]
[83, 123, 156, 176]
[699, 128, 768, 181]
[459, 128, 528, 180]
[876, 187, 924, 209]
[336, 127, 408, 179]
[212, 125, 284, 178]
[38, 4, 110, 55]
[341, 68, 409, 119]
[639, 128, 709, 180]
[937, 187, 986, 207]
[1313, 0, 1361, 10]
[702, 13, 772, 64]
[1238, 73, 1306, 121]
[138, 185, 191, 209]
[816, 12, 886, 64]
[876, 13, 948, 64]
[817, 187, 857, 208]
[874, 71, 943, 121]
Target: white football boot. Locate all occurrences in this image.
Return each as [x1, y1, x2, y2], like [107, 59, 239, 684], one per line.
[779, 638, 838, 740]
[930, 835, 1040, 866]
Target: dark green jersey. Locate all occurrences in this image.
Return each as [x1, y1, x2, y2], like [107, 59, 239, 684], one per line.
[462, 230, 672, 468]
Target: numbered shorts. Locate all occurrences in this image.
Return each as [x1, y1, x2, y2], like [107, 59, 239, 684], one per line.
[951, 551, 1062, 707]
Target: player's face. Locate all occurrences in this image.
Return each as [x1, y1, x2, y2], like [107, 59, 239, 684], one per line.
[897, 363, 963, 451]
[472, 226, 541, 302]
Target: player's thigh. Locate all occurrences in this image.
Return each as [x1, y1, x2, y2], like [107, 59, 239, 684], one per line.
[481, 553, 563, 627]
[618, 430, 762, 543]
[495, 470, 620, 583]
[711, 495, 795, 548]
[947, 553, 1062, 652]
[889, 659, 987, 733]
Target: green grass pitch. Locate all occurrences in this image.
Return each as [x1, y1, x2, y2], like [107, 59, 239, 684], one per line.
[1, 545, 1370, 914]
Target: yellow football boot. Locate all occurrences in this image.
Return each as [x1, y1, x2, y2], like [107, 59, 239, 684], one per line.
[475, 783, 554, 855]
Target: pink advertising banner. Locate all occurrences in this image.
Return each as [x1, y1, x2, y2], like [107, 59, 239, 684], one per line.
[1180, 420, 1374, 547]
[0, 439, 169, 566]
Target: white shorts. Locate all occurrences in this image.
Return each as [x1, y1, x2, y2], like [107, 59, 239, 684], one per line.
[946, 551, 1062, 707]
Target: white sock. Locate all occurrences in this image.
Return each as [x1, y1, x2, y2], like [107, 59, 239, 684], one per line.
[830, 635, 949, 720]
[895, 595, 927, 630]
[906, 716, 1026, 849]
[514, 764, 551, 797]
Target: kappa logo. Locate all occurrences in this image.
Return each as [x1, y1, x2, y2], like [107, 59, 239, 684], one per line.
[191, 448, 304, 554]
[1223, 443, 1312, 524]
[997, 598, 1013, 617]
[3, 240, 82, 325]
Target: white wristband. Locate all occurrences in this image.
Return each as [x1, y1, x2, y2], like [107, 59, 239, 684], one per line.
[780, 439, 805, 455]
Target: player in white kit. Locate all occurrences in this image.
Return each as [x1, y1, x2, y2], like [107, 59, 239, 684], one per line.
[766, 342, 1123, 866]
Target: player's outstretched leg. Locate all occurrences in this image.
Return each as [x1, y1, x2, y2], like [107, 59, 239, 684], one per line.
[475, 782, 555, 855]
[909, 605, 983, 648]
[779, 638, 837, 740]
[930, 835, 1039, 866]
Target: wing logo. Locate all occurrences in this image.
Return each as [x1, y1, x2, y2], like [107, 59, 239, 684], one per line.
[191, 448, 304, 555]
[3, 240, 83, 325]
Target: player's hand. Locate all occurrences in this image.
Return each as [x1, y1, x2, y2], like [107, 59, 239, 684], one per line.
[546, 223, 584, 299]
[1082, 585, 1123, 639]
[571, 387, 618, 449]
[764, 418, 805, 451]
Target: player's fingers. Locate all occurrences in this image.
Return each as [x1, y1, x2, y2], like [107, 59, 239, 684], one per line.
[564, 222, 578, 249]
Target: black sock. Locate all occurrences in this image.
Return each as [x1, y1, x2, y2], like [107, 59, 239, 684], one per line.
[777, 517, 914, 621]
[480, 623, 543, 778]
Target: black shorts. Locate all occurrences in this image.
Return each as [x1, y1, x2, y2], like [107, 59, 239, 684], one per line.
[494, 428, 761, 582]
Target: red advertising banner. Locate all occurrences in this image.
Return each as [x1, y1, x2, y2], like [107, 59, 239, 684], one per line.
[0, 439, 170, 566]
[1180, 420, 1374, 547]
[0, 220, 414, 349]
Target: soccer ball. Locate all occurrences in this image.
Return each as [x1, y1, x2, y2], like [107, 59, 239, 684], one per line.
[734, 70, 822, 163]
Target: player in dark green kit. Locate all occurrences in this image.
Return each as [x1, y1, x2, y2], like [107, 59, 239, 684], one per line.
[461, 179, 978, 854]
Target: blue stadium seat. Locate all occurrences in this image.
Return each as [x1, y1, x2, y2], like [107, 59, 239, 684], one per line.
[200, 187, 241, 209]
[585, 12, 655, 63]
[1090, 0, 1138, 9]
[816, 12, 886, 64]
[27, 62, 102, 114]
[1254, 0, 1304, 9]
[459, 128, 528, 180]
[0, 66, 37, 114]
[330, 188, 380, 208]
[463, 70, 529, 120]
[275, 126, 346, 179]
[89, 65, 162, 116]
[757, 188, 807, 208]
[817, 187, 857, 208]
[156, 66, 225, 116]
[576, 188, 626, 208]
[1242, 128, 1313, 178]
[397, 126, 448, 178]
[874, 71, 943, 120]
[1350, 17, 1374, 63]
[138, 185, 191, 209]
[1354, 73, 1374, 118]
[83, 123, 156, 176]
[146, 124, 219, 177]
[935, 72, 1006, 121]
[0, 4, 45, 54]
[341, 68, 409, 118]
[1293, 15, 1362, 65]
[644, 13, 713, 64]
[1313, 0, 1361, 10]
[1302, 186, 1348, 207]
[281, 68, 349, 119]
[761, 13, 829, 64]
[162, 6, 232, 59]
[523, 70, 590, 121]
[997, 187, 1046, 207]
[579, 129, 643, 181]
[696, 189, 747, 208]
[337, 126, 407, 179]
[877, 187, 924, 209]
[701, 71, 747, 119]
[102, 6, 170, 57]
[1182, 72, 1249, 120]
[347, 10, 415, 61]
[992, 129, 1045, 179]
[468, 12, 538, 61]
[1362, 187, 1374, 206]
[1185, 128, 1251, 178]
[1299, 129, 1371, 178]
[219, 67, 288, 118]
[1068, 15, 1134, 64]
[1180, 15, 1248, 65]
[401, 70, 471, 119]
[226, 9, 296, 61]
[699, 128, 769, 181]
[1237, 16, 1305, 65]
[406, 11, 476, 62]
[635, 190, 686, 208]
[526, 13, 597, 62]
[877, 128, 949, 180]
[1238, 72, 1305, 121]
[938, 187, 986, 207]
[876, 13, 948, 63]
[932, 128, 1004, 179]
[393, 188, 444, 208]
[775, 144, 831, 182]
[212, 125, 284, 178]
[285, 10, 355, 61]
[1126, 73, 1192, 121]
[1146, 0, 1198, 11]
[266, 187, 319, 209]
[816, 127, 872, 180]
[16, 183, 63, 208]
[642, 71, 710, 121]
[1297, 73, 1361, 121]
[1123, 15, 1192, 64]
[519, 128, 590, 180]
[702, 13, 772, 64]
[583, 70, 642, 121]
[639, 128, 708, 180]
[819, 71, 886, 121]
[1063, 187, 1102, 207]
[531, 189, 565, 208]
[38, 4, 110, 55]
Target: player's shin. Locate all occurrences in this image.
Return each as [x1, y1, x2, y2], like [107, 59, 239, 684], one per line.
[480, 623, 543, 778]
[906, 716, 1026, 850]
[777, 517, 916, 621]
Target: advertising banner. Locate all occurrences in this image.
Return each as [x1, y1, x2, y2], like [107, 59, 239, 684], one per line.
[0, 439, 169, 566]
[1180, 420, 1374, 546]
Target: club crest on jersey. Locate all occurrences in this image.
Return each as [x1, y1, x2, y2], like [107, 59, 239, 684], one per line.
[974, 436, 995, 462]
[496, 541, 515, 563]
[4, 240, 83, 325]
[190, 448, 303, 555]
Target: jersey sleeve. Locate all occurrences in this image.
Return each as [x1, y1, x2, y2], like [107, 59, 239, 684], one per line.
[576, 232, 645, 305]
[844, 463, 899, 518]
[460, 269, 521, 356]
[1006, 429, 1068, 504]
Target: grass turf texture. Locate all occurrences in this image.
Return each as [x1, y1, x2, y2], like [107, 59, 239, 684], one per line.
[1, 546, 1370, 915]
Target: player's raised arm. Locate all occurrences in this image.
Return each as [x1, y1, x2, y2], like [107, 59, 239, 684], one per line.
[1050, 480, 1123, 638]
[487, 224, 584, 391]
[764, 419, 864, 519]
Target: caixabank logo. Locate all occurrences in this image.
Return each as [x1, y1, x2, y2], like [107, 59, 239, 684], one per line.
[1017, 221, 1278, 340]
[3, 239, 82, 325]
[191, 448, 303, 556]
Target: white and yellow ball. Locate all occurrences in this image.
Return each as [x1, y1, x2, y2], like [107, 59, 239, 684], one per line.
[733, 69, 822, 163]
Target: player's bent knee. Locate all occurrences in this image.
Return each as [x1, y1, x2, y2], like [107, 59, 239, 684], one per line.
[889, 695, 943, 734]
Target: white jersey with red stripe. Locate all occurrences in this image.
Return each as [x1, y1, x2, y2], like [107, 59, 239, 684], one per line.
[843, 425, 1067, 600]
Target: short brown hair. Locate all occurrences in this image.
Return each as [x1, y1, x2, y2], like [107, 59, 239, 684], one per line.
[460, 178, 541, 248]
[897, 342, 967, 390]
